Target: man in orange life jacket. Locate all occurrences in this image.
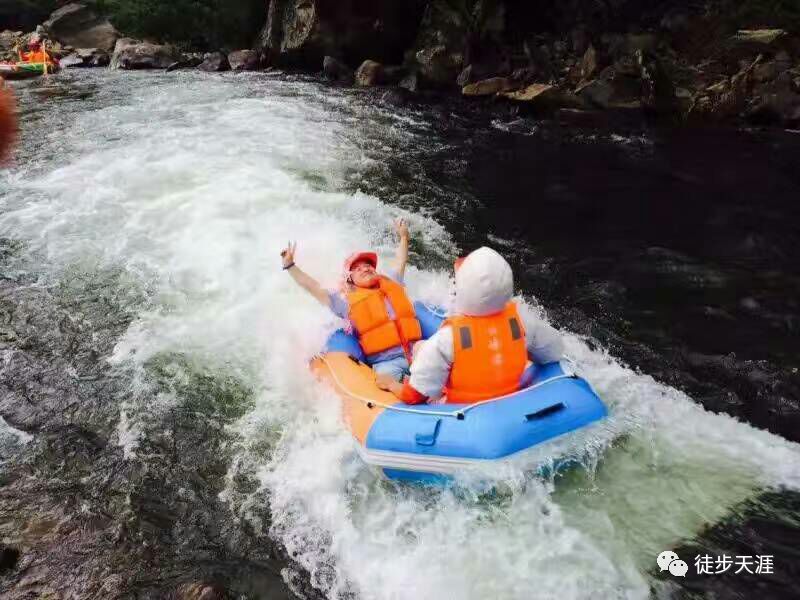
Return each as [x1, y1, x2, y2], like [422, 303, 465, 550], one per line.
[18, 36, 58, 67]
[377, 246, 564, 404]
[281, 218, 421, 381]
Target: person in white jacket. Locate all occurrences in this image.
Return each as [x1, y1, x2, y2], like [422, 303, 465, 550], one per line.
[376, 246, 564, 404]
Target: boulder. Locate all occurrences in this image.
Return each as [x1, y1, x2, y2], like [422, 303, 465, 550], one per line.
[746, 89, 800, 125]
[398, 71, 419, 93]
[410, 0, 505, 87]
[60, 47, 109, 68]
[198, 51, 231, 72]
[0, 30, 23, 51]
[753, 52, 792, 83]
[688, 56, 762, 121]
[462, 77, 515, 97]
[732, 29, 788, 49]
[110, 38, 183, 70]
[257, 0, 424, 69]
[747, 71, 800, 125]
[576, 79, 613, 108]
[43, 3, 119, 53]
[456, 65, 474, 87]
[228, 49, 259, 71]
[0, 30, 23, 61]
[383, 65, 409, 85]
[165, 57, 203, 72]
[355, 60, 384, 87]
[580, 45, 598, 81]
[415, 44, 463, 87]
[322, 56, 353, 83]
[510, 66, 539, 86]
[500, 83, 584, 110]
[60, 53, 84, 68]
[175, 582, 227, 600]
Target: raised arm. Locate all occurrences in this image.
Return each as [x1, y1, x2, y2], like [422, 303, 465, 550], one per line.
[281, 242, 331, 308]
[394, 218, 409, 280]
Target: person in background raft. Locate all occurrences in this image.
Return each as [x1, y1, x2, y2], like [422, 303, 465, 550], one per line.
[281, 219, 422, 381]
[0, 83, 17, 164]
[376, 246, 564, 404]
[18, 35, 59, 67]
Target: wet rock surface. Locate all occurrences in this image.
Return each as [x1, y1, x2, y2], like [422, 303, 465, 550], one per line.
[42, 2, 120, 53]
[61, 47, 110, 68]
[252, 1, 800, 126]
[354, 59, 385, 87]
[0, 255, 313, 599]
[110, 38, 184, 70]
[199, 51, 231, 73]
[257, 0, 425, 68]
[228, 50, 260, 72]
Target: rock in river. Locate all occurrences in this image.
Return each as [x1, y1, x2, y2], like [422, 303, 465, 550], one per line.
[110, 38, 183, 70]
[43, 2, 120, 53]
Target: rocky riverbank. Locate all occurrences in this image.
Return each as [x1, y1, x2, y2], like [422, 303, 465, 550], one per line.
[3, 2, 800, 128]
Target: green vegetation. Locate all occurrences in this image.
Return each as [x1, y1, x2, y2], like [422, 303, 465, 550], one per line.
[0, 0, 58, 30]
[735, 0, 800, 31]
[710, 0, 800, 32]
[92, 0, 266, 49]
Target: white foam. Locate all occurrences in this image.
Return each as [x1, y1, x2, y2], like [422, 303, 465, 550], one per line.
[2, 71, 799, 600]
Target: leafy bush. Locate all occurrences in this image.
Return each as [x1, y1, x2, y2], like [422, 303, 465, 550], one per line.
[710, 0, 800, 32]
[0, 0, 58, 31]
[92, 0, 266, 49]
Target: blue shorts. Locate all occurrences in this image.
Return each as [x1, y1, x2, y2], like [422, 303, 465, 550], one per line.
[371, 355, 410, 382]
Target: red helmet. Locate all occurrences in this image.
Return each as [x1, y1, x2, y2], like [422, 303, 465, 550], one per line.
[343, 251, 377, 273]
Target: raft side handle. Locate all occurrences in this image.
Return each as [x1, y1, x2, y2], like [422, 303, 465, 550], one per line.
[415, 419, 442, 446]
[525, 402, 565, 421]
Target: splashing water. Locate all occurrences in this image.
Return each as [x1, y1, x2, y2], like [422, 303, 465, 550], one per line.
[2, 71, 799, 600]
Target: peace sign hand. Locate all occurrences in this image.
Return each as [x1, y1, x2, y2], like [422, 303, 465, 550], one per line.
[395, 218, 409, 239]
[280, 241, 297, 269]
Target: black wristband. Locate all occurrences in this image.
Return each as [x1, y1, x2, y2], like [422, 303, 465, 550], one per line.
[283, 262, 295, 271]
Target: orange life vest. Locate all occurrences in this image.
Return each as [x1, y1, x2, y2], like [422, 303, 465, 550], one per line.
[444, 302, 528, 403]
[21, 50, 54, 64]
[347, 276, 422, 357]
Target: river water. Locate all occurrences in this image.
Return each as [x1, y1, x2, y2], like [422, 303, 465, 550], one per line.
[1, 70, 799, 599]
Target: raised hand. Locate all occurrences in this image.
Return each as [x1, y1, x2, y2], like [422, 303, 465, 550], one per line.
[395, 217, 409, 240]
[280, 241, 296, 268]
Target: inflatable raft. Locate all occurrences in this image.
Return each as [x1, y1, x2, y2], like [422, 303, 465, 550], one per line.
[311, 303, 608, 483]
[0, 62, 59, 80]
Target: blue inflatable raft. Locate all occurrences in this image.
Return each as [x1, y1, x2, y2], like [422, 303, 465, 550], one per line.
[311, 303, 608, 483]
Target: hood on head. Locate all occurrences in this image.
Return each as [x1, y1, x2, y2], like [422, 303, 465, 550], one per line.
[454, 247, 514, 316]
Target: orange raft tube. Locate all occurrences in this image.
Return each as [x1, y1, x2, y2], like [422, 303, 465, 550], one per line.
[311, 303, 609, 484]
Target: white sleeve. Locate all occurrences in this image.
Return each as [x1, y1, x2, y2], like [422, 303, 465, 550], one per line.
[408, 326, 454, 398]
[525, 318, 564, 364]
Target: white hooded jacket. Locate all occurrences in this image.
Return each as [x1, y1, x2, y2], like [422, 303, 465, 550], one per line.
[408, 247, 564, 400]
